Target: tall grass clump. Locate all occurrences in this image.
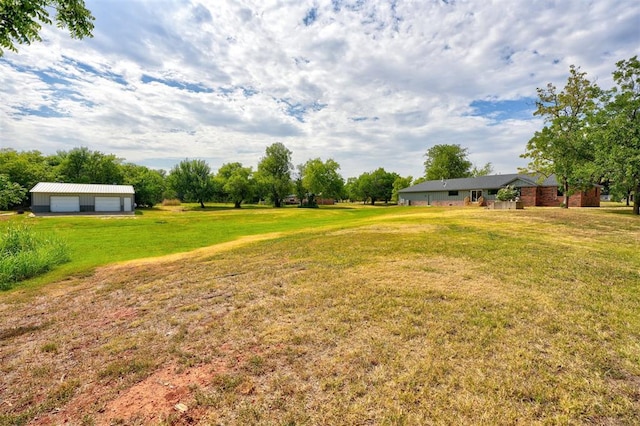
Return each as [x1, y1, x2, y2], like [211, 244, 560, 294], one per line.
[0, 224, 70, 290]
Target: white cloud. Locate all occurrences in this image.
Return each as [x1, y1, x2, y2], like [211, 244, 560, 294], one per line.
[1, 0, 638, 179]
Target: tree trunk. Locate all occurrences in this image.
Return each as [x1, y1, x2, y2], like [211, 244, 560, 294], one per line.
[199, 200, 205, 208]
[634, 182, 640, 215]
[562, 180, 570, 209]
[234, 201, 241, 208]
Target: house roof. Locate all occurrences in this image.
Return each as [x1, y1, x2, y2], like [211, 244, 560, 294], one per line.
[30, 182, 135, 194]
[399, 173, 558, 193]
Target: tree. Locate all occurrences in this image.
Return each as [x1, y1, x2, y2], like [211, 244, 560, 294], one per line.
[392, 175, 413, 203]
[301, 158, 344, 201]
[168, 159, 215, 208]
[0, 175, 27, 210]
[423, 144, 473, 180]
[0, 0, 95, 56]
[256, 143, 293, 208]
[355, 168, 398, 205]
[470, 162, 494, 177]
[0, 149, 53, 202]
[344, 176, 359, 202]
[56, 147, 123, 184]
[216, 162, 254, 208]
[521, 65, 602, 208]
[121, 163, 166, 208]
[595, 56, 640, 215]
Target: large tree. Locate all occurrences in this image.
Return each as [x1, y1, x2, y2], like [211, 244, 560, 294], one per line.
[0, 0, 94, 56]
[301, 158, 344, 201]
[56, 147, 124, 184]
[121, 163, 166, 208]
[595, 56, 640, 215]
[168, 159, 215, 208]
[256, 143, 293, 208]
[521, 65, 602, 208]
[423, 144, 473, 180]
[0, 148, 53, 196]
[0, 174, 27, 210]
[216, 162, 254, 208]
[355, 168, 398, 205]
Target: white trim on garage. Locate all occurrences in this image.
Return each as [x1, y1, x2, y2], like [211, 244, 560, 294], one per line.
[50, 196, 80, 213]
[95, 196, 121, 212]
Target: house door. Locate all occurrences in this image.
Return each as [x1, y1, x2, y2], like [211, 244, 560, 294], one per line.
[470, 190, 482, 202]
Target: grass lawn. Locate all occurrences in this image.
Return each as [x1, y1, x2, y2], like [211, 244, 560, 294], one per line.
[0, 203, 392, 288]
[0, 205, 639, 424]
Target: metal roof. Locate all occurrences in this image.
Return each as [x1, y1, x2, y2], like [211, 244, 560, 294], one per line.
[399, 173, 558, 193]
[30, 182, 135, 194]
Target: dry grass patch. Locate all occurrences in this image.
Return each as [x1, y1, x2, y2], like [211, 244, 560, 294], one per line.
[0, 208, 639, 424]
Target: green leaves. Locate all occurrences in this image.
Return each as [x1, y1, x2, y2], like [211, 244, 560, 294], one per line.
[0, 0, 94, 56]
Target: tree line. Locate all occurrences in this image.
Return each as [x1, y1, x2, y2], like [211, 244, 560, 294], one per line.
[0, 143, 415, 209]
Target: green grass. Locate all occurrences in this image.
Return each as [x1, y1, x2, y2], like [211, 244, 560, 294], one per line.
[0, 203, 391, 288]
[0, 223, 70, 289]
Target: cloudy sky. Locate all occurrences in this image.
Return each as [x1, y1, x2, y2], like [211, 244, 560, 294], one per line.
[1, 0, 638, 179]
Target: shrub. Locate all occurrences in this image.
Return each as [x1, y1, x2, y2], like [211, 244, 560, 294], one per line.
[496, 185, 519, 201]
[162, 198, 182, 206]
[0, 224, 70, 290]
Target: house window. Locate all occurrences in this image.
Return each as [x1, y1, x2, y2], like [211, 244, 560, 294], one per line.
[470, 190, 482, 202]
[488, 189, 498, 195]
[557, 187, 564, 196]
[448, 190, 459, 196]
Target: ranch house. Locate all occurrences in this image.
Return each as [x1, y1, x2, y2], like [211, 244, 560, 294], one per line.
[30, 182, 135, 215]
[397, 173, 600, 208]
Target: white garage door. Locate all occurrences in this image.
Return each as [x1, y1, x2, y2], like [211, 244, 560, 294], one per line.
[50, 196, 80, 213]
[95, 197, 121, 212]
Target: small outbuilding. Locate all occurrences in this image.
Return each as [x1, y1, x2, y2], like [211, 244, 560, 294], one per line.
[30, 182, 135, 215]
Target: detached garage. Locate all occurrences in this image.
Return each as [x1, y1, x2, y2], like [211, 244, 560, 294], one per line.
[30, 183, 135, 215]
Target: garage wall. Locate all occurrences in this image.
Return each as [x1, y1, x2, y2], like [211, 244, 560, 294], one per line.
[31, 193, 134, 214]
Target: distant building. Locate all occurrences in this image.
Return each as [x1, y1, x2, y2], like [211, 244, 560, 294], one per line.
[30, 182, 135, 214]
[398, 174, 600, 207]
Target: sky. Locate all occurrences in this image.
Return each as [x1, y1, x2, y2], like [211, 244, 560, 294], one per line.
[1, 0, 639, 179]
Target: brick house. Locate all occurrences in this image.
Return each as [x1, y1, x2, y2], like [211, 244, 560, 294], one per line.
[398, 173, 600, 207]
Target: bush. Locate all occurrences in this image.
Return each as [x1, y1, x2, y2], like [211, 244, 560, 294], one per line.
[162, 199, 182, 206]
[0, 224, 70, 290]
[496, 185, 519, 202]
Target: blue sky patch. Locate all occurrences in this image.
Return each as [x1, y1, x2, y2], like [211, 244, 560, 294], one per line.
[141, 75, 213, 93]
[303, 7, 318, 26]
[469, 98, 537, 121]
[14, 105, 68, 118]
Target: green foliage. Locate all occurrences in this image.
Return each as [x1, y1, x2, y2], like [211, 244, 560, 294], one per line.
[355, 168, 398, 205]
[56, 147, 124, 184]
[301, 158, 344, 201]
[470, 162, 494, 177]
[216, 162, 255, 208]
[594, 56, 640, 215]
[0, 148, 53, 188]
[168, 159, 215, 208]
[392, 175, 413, 203]
[0, 0, 94, 56]
[423, 144, 473, 180]
[0, 175, 27, 210]
[122, 163, 166, 207]
[0, 224, 69, 290]
[496, 185, 519, 201]
[521, 65, 602, 208]
[256, 143, 293, 208]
